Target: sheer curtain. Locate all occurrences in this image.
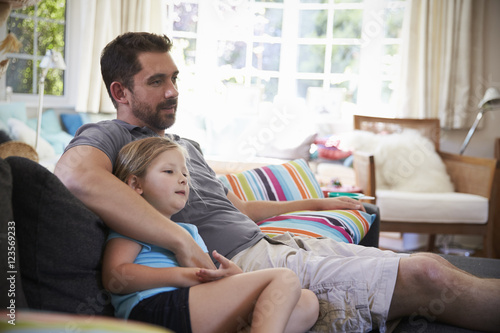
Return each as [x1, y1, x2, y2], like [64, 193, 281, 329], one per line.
[74, 0, 163, 113]
[394, 0, 486, 129]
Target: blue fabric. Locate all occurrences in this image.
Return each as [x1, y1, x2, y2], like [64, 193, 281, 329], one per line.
[25, 110, 73, 154]
[0, 102, 27, 125]
[61, 113, 84, 136]
[107, 223, 208, 319]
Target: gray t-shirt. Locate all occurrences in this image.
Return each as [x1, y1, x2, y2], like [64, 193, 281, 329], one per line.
[65, 119, 264, 261]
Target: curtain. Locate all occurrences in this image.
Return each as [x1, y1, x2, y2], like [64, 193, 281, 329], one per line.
[394, 0, 486, 129]
[75, 0, 163, 113]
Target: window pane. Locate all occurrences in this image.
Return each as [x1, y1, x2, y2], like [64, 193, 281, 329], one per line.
[7, 16, 34, 54]
[37, 0, 66, 18]
[334, 0, 362, 3]
[331, 45, 360, 74]
[381, 80, 393, 103]
[254, 7, 283, 37]
[173, 38, 197, 67]
[253, 42, 280, 71]
[300, 0, 328, 3]
[6, 59, 34, 94]
[299, 10, 327, 38]
[44, 65, 64, 96]
[7, 0, 66, 97]
[384, 7, 404, 38]
[382, 44, 399, 76]
[331, 81, 357, 103]
[332, 9, 363, 38]
[172, 2, 198, 33]
[218, 41, 247, 69]
[297, 44, 325, 73]
[297, 79, 322, 99]
[37, 20, 65, 56]
[252, 77, 279, 102]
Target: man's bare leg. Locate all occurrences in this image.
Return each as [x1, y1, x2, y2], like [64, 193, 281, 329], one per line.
[388, 253, 500, 332]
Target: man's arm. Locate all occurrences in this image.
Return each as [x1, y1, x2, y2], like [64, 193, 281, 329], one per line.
[227, 190, 365, 223]
[55, 145, 215, 269]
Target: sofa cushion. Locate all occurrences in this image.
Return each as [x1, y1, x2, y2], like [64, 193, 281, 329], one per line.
[218, 159, 324, 201]
[376, 189, 488, 223]
[61, 113, 84, 136]
[258, 210, 375, 244]
[0, 158, 29, 310]
[0, 102, 27, 126]
[219, 159, 375, 244]
[6, 156, 113, 316]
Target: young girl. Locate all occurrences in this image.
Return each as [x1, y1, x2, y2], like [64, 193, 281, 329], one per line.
[102, 137, 319, 333]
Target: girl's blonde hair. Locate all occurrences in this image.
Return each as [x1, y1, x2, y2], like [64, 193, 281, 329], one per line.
[114, 137, 188, 183]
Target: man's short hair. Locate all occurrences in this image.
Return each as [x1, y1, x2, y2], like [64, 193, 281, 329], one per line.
[100, 32, 173, 108]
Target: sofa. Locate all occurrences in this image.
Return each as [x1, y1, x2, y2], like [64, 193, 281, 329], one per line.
[1, 155, 499, 333]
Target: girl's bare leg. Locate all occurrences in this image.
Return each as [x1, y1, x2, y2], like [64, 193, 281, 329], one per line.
[189, 268, 317, 333]
[284, 289, 319, 333]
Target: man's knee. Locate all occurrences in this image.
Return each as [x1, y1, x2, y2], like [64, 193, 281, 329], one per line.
[400, 256, 449, 288]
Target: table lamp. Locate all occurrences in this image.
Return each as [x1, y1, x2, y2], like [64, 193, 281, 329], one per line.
[459, 87, 500, 155]
[35, 49, 66, 150]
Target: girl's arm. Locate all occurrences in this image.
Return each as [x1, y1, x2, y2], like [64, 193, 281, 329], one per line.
[102, 237, 203, 295]
[227, 190, 365, 223]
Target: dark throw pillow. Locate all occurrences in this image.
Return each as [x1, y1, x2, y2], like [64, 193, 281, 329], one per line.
[6, 156, 113, 316]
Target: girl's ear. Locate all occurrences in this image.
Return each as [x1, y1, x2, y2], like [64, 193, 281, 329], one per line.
[126, 175, 143, 195]
[110, 81, 129, 105]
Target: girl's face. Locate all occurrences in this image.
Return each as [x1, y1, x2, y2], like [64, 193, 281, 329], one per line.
[130, 148, 189, 218]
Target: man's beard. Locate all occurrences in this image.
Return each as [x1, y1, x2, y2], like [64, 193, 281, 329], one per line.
[131, 97, 177, 131]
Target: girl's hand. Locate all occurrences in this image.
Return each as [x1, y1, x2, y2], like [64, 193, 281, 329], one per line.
[319, 197, 365, 212]
[195, 250, 243, 282]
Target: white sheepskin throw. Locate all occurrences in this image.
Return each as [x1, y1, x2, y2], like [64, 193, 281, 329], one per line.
[339, 130, 455, 192]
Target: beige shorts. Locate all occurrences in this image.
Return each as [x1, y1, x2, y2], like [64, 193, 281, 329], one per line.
[231, 233, 409, 333]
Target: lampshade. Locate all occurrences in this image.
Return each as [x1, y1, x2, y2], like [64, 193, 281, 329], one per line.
[40, 49, 66, 70]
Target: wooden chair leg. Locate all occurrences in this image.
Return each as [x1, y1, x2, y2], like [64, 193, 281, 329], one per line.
[484, 234, 494, 258]
[427, 234, 436, 252]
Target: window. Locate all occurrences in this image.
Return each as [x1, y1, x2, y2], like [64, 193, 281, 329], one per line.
[3, 0, 66, 100]
[165, 0, 405, 116]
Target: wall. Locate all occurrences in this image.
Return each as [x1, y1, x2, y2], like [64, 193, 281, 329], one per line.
[440, 0, 500, 159]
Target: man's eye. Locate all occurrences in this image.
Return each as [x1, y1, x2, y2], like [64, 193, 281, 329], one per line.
[172, 76, 178, 84]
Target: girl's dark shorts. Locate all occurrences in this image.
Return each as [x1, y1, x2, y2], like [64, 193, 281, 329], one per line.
[129, 287, 192, 333]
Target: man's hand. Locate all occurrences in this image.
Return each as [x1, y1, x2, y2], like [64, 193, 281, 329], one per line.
[195, 250, 243, 282]
[176, 241, 216, 270]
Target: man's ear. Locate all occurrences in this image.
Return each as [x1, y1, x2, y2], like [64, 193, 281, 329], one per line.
[110, 81, 129, 105]
[126, 175, 143, 195]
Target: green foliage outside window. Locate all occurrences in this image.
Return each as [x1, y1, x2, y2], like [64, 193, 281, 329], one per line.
[6, 0, 66, 96]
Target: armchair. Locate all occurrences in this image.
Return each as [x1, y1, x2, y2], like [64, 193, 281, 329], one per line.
[352, 115, 500, 258]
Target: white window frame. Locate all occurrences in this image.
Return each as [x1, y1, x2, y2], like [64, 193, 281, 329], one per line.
[0, 0, 79, 109]
[166, 0, 405, 115]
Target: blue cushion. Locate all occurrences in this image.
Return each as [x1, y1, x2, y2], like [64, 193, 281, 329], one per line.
[61, 113, 84, 136]
[0, 102, 27, 125]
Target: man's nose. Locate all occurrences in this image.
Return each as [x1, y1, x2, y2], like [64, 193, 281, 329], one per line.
[165, 81, 179, 99]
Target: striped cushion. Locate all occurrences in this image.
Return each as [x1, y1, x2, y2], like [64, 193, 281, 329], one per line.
[218, 159, 374, 244]
[258, 210, 375, 244]
[218, 159, 323, 201]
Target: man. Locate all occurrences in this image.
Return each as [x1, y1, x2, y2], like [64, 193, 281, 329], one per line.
[55, 32, 500, 332]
